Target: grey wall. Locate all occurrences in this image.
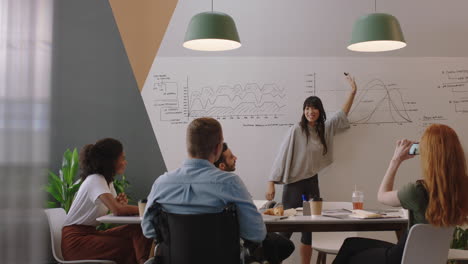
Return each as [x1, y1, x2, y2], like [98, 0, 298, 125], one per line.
[50, 0, 166, 200]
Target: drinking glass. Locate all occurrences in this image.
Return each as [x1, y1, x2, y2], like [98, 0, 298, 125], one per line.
[352, 191, 364, 210]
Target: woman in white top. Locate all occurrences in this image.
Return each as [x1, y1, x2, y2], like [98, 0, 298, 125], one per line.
[61, 138, 152, 264]
[265, 74, 357, 264]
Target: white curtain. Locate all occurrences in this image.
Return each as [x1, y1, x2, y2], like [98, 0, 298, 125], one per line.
[0, 0, 52, 262]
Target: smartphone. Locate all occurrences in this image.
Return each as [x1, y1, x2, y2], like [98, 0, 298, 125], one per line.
[409, 143, 419, 155]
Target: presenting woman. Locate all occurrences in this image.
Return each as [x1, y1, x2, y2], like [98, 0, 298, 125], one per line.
[333, 124, 468, 264]
[265, 73, 357, 264]
[62, 138, 152, 264]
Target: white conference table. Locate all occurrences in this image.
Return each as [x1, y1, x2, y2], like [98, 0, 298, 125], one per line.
[264, 214, 408, 239]
[97, 212, 408, 239]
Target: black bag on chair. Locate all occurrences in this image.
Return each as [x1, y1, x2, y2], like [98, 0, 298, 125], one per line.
[150, 202, 241, 264]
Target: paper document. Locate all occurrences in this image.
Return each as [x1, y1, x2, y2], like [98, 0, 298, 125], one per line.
[349, 210, 401, 219]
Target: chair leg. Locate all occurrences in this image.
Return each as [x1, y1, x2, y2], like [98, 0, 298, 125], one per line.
[316, 252, 326, 264]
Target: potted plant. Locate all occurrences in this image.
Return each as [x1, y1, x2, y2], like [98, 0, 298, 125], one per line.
[45, 148, 81, 213]
[450, 226, 468, 264]
[45, 148, 132, 213]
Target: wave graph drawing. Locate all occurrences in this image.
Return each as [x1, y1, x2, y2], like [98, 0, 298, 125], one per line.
[189, 83, 286, 117]
[349, 79, 412, 124]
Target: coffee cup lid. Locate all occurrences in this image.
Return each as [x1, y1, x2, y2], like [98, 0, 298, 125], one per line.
[311, 197, 323, 201]
[139, 198, 148, 203]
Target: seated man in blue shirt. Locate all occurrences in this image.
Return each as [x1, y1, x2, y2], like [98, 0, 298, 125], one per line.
[142, 117, 293, 264]
[214, 142, 295, 263]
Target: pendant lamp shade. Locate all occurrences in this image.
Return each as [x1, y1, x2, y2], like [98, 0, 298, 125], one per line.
[183, 11, 241, 51]
[348, 13, 406, 52]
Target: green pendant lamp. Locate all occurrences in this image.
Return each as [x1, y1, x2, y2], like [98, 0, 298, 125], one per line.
[348, 1, 406, 52]
[183, 0, 241, 51]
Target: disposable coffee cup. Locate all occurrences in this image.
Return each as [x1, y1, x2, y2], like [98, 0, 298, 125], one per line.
[138, 198, 147, 217]
[310, 197, 323, 216]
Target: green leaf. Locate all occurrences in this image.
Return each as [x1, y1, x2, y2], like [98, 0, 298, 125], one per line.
[73, 178, 82, 185]
[46, 201, 58, 208]
[62, 149, 72, 168]
[45, 185, 64, 203]
[62, 149, 72, 184]
[44, 148, 85, 213]
[115, 185, 124, 194]
[58, 169, 64, 182]
[69, 148, 79, 184]
[69, 181, 81, 194]
[63, 148, 78, 186]
[96, 223, 118, 231]
[451, 227, 468, 249]
[47, 171, 64, 198]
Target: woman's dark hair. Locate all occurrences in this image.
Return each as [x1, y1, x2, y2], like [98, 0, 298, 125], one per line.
[300, 96, 327, 155]
[79, 138, 123, 184]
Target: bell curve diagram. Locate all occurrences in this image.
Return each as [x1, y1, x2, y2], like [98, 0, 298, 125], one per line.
[348, 78, 413, 125]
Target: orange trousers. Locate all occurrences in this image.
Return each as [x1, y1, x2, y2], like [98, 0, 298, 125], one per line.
[62, 224, 152, 264]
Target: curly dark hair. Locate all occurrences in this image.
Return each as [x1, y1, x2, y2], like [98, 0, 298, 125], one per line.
[300, 96, 327, 155]
[79, 138, 123, 184]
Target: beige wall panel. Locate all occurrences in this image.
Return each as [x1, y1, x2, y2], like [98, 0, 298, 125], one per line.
[109, 0, 178, 92]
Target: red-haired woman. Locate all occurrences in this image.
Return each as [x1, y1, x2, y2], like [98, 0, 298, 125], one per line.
[333, 124, 468, 264]
[61, 138, 152, 264]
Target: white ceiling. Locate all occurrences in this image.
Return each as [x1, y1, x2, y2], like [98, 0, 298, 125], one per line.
[157, 0, 468, 57]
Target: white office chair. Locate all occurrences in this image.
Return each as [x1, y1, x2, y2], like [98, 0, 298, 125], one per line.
[44, 208, 116, 264]
[401, 224, 454, 264]
[312, 202, 397, 264]
[448, 249, 468, 261]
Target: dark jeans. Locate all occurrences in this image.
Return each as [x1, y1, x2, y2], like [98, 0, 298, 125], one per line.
[332, 232, 407, 264]
[246, 233, 295, 264]
[280, 175, 320, 245]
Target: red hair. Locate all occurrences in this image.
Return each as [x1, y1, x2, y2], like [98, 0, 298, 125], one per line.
[420, 124, 468, 227]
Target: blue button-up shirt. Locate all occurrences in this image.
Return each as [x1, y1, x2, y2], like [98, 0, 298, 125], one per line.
[141, 158, 267, 243]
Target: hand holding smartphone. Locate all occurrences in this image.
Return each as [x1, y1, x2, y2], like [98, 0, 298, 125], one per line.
[409, 143, 419, 155]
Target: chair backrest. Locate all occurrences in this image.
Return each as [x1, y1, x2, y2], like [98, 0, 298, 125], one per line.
[44, 208, 67, 261]
[154, 203, 240, 264]
[322, 201, 353, 210]
[401, 224, 454, 264]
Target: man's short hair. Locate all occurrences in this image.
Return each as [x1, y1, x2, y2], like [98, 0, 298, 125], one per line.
[186, 117, 223, 159]
[214, 142, 228, 168]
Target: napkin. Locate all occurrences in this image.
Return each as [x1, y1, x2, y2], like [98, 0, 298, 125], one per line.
[283, 208, 297, 217]
[349, 209, 383, 219]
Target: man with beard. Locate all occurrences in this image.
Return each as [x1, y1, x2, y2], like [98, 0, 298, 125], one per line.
[214, 143, 237, 172]
[214, 142, 295, 264]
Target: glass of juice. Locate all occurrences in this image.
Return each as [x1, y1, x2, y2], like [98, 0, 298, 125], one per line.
[352, 190, 364, 210]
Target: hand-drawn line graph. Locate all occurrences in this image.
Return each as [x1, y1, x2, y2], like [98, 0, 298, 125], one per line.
[348, 79, 412, 124]
[189, 83, 286, 117]
[152, 74, 189, 122]
[442, 70, 468, 113]
[304, 73, 316, 95]
[153, 78, 179, 108]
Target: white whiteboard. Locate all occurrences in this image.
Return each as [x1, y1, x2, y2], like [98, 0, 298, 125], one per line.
[141, 57, 468, 208]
